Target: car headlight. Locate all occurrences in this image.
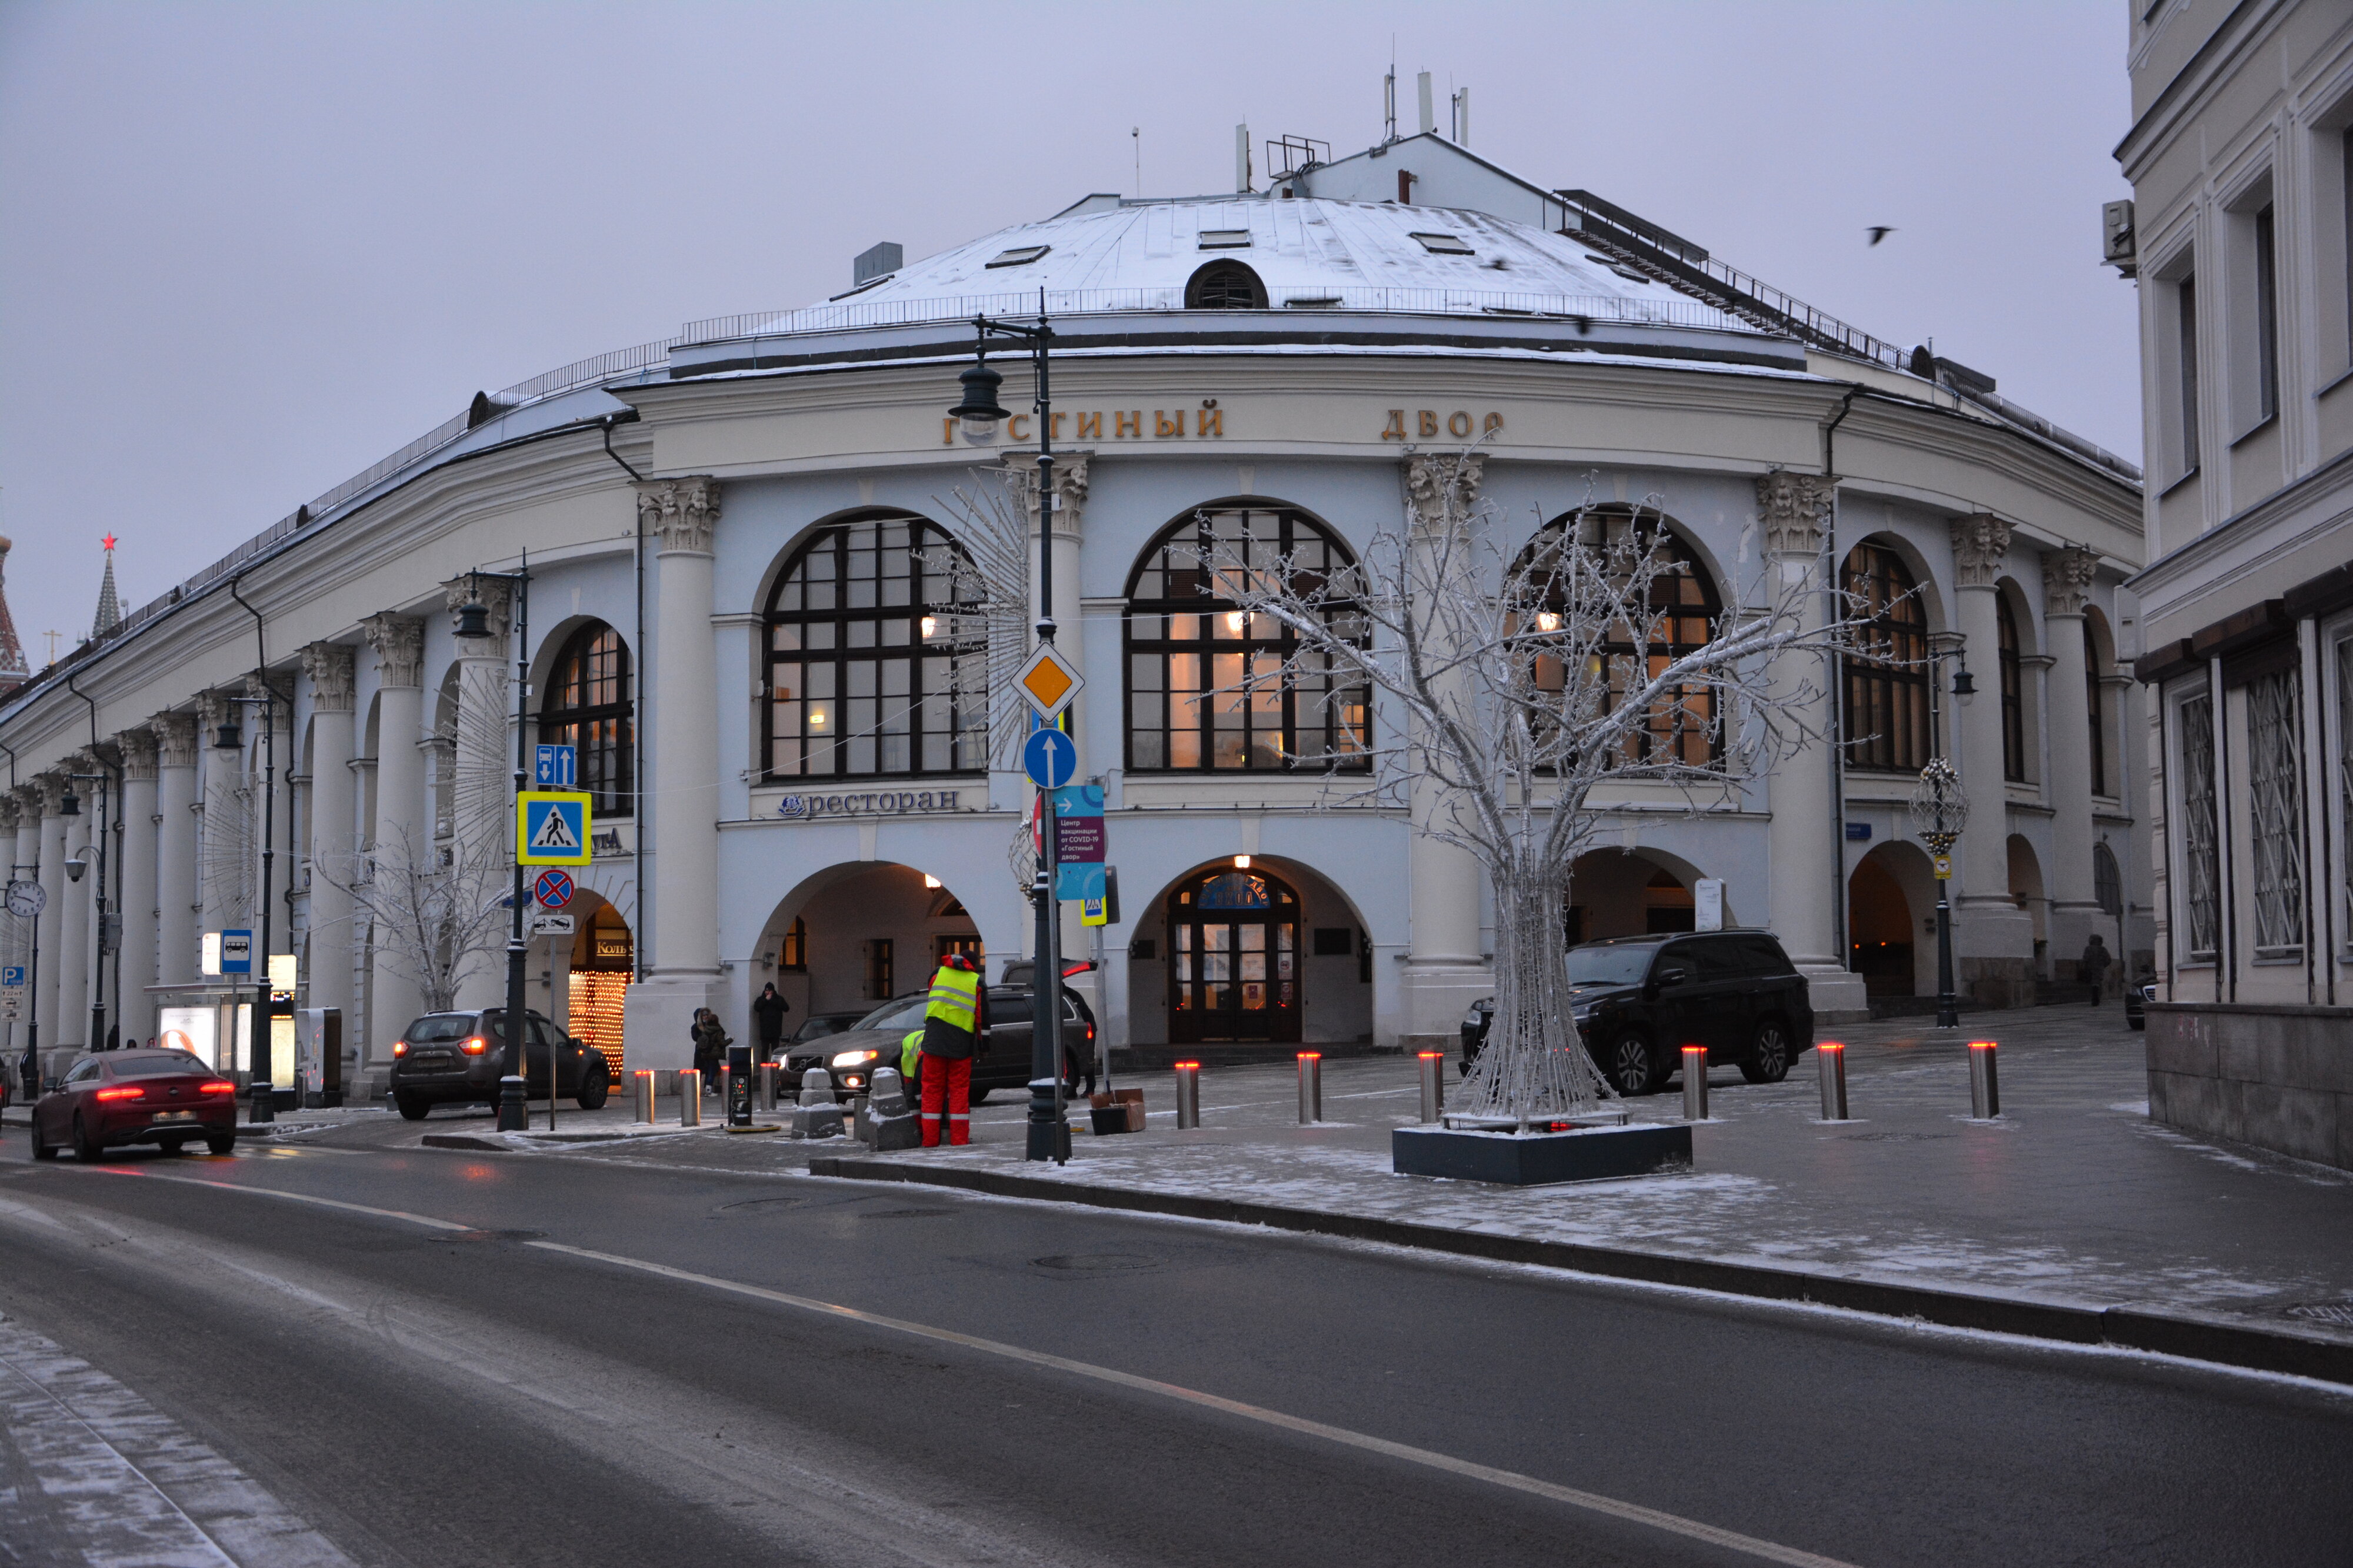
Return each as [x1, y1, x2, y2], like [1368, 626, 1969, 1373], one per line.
[829, 1047, 882, 1070]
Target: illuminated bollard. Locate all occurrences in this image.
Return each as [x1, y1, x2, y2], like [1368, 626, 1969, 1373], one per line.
[1681, 1045, 1708, 1122]
[1817, 1041, 1848, 1121]
[1297, 1052, 1323, 1125]
[678, 1070, 703, 1126]
[633, 1069, 655, 1125]
[1174, 1061, 1201, 1129]
[1418, 1051, 1445, 1123]
[717, 1065, 733, 1122]
[760, 1061, 779, 1113]
[1968, 1039, 2001, 1119]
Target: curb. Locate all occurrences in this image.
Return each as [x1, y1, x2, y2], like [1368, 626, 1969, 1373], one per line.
[805, 1154, 2353, 1388]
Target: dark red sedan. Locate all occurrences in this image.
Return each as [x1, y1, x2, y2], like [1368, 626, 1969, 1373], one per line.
[30, 1049, 239, 1162]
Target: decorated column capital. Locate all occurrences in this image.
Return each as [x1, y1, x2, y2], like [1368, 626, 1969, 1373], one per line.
[11, 783, 45, 820]
[998, 452, 1092, 535]
[118, 727, 160, 782]
[149, 712, 199, 768]
[301, 640, 358, 712]
[1755, 471, 1836, 559]
[196, 690, 234, 739]
[636, 475, 722, 555]
[2043, 546, 2099, 619]
[441, 576, 514, 657]
[361, 613, 426, 689]
[1950, 513, 2012, 589]
[1404, 452, 1484, 531]
[0, 795, 18, 832]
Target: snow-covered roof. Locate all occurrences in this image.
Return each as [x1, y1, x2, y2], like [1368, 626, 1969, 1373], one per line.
[725, 197, 1752, 338]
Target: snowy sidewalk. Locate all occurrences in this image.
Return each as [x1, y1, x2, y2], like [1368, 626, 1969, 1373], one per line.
[810, 1009, 2353, 1376]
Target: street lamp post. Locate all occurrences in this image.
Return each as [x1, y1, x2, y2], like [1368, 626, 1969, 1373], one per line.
[452, 559, 532, 1132]
[1908, 757, 1969, 1030]
[215, 692, 279, 1117]
[948, 296, 1069, 1164]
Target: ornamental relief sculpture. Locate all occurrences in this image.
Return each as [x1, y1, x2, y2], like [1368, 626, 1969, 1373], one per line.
[362, 614, 426, 689]
[1755, 471, 1836, 558]
[1950, 512, 2012, 589]
[2044, 546, 2099, 618]
[997, 451, 1091, 536]
[301, 640, 358, 713]
[636, 475, 722, 555]
[1404, 451, 1484, 531]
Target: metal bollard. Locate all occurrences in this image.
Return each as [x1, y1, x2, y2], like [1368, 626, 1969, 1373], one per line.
[1174, 1060, 1201, 1129]
[633, 1069, 655, 1125]
[1968, 1039, 2000, 1119]
[717, 1065, 732, 1121]
[1817, 1041, 1848, 1120]
[496, 1074, 528, 1132]
[1417, 1051, 1444, 1123]
[1297, 1052, 1323, 1125]
[760, 1061, 779, 1113]
[1681, 1045, 1708, 1122]
[678, 1070, 703, 1126]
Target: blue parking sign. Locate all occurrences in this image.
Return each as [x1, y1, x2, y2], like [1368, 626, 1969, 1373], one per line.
[1, 966, 21, 988]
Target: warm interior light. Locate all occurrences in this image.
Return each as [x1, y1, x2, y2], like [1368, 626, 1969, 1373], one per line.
[920, 615, 938, 639]
[1536, 611, 1562, 632]
[923, 873, 942, 889]
[1223, 610, 1245, 634]
[809, 710, 827, 728]
[1232, 854, 1251, 869]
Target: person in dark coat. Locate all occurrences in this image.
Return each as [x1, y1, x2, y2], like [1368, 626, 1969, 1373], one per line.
[691, 1008, 729, 1090]
[753, 983, 789, 1057]
[2079, 935, 2112, 1005]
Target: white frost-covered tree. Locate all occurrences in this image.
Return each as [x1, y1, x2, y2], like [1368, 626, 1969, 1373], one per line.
[1206, 452, 1855, 1127]
[316, 822, 510, 1015]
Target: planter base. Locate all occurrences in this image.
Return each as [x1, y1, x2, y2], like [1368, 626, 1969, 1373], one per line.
[1392, 1122, 1691, 1185]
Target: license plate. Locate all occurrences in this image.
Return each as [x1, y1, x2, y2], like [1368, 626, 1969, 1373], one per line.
[152, 1109, 197, 1123]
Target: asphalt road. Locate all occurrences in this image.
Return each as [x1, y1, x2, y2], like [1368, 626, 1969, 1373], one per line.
[1, 1135, 2348, 1568]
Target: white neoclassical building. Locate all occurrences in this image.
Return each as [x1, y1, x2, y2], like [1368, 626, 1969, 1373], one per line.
[0, 129, 2148, 1097]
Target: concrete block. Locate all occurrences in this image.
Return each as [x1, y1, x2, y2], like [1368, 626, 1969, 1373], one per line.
[1392, 1122, 1691, 1185]
[2145, 1016, 2218, 1079]
[793, 1103, 845, 1139]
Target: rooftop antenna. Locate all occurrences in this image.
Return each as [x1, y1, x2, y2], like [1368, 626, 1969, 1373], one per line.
[1132, 126, 1141, 198]
[1417, 71, 1435, 136]
[1452, 85, 1469, 146]
[1235, 122, 1251, 194]
[1384, 40, 1397, 142]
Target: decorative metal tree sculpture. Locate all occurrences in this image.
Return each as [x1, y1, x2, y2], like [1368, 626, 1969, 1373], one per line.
[1907, 756, 1968, 1027]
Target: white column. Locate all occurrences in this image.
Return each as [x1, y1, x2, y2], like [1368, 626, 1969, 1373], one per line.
[194, 692, 239, 943]
[152, 715, 199, 987]
[1950, 515, 2037, 1005]
[255, 678, 294, 1002]
[1010, 454, 1098, 985]
[622, 476, 722, 1072]
[2041, 548, 2102, 975]
[362, 613, 427, 1079]
[1759, 474, 1868, 1018]
[301, 642, 358, 1038]
[33, 778, 68, 1067]
[8, 795, 35, 1072]
[54, 776, 91, 1053]
[441, 578, 514, 1012]
[1397, 453, 1494, 1046]
[117, 729, 159, 1041]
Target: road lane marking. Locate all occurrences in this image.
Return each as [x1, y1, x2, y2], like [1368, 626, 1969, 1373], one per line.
[527, 1239, 1865, 1568]
[81, 1166, 478, 1230]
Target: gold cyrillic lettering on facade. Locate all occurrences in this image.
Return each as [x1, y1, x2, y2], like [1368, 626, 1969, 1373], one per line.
[1381, 411, 1408, 441]
[1006, 414, 1030, 441]
[1418, 410, 1439, 438]
[1078, 412, 1102, 440]
[1156, 410, 1184, 436]
[1049, 412, 1066, 441]
[1448, 411, 1473, 438]
[944, 417, 956, 446]
[1484, 412, 1505, 434]
[1197, 408, 1223, 438]
[1116, 411, 1141, 438]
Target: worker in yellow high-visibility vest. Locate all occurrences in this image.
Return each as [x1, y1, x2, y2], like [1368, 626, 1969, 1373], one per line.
[918, 954, 985, 1146]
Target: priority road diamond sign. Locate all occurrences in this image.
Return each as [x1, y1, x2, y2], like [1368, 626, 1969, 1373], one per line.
[517, 791, 593, 866]
[1015, 645, 1084, 722]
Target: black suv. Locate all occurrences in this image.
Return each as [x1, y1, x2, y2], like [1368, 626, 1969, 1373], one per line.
[775, 985, 1098, 1102]
[1461, 931, 1814, 1096]
[390, 1008, 613, 1119]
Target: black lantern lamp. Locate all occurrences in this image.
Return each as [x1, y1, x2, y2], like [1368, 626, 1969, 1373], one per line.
[59, 786, 79, 817]
[948, 351, 1010, 446]
[452, 578, 494, 640]
[213, 716, 243, 750]
[1951, 663, 1977, 703]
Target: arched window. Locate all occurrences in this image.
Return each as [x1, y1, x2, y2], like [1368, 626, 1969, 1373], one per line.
[1841, 543, 1931, 773]
[1168, 864, 1300, 1043]
[1187, 261, 1266, 309]
[2088, 665, 2107, 796]
[764, 514, 985, 780]
[1125, 508, 1368, 772]
[1997, 591, 2027, 783]
[2093, 842, 2122, 918]
[1515, 507, 1723, 769]
[540, 623, 632, 816]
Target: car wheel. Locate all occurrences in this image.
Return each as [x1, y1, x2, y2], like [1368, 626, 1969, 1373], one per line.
[1740, 1018, 1794, 1084]
[72, 1112, 104, 1163]
[575, 1061, 610, 1111]
[31, 1119, 56, 1160]
[394, 1092, 431, 1122]
[205, 1132, 236, 1156]
[1601, 1032, 1659, 1096]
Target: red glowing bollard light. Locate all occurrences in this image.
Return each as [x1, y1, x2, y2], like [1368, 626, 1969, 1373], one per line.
[1681, 1045, 1708, 1122]
[1817, 1040, 1848, 1120]
[1967, 1039, 2000, 1119]
[1297, 1052, 1323, 1125]
[1172, 1060, 1202, 1129]
[1417, 1050, 1445, 1123]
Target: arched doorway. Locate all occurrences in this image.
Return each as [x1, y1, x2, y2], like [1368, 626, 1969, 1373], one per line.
[1847, 852, 1914, 997]
[566, 898, 634, 1082]
[1564, 848, 1706, 942]
[759, 862, 982, 1018]
[1167, 865, 1301, 1044]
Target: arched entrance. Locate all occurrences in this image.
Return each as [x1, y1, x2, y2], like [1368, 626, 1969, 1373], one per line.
[758, 862, 982, 1018]
[565, 896, 634, 1082]
[1565, 848, 1709, 943]
[1847, 841, 1938, 997]
[1167, 865, 1301, 1045]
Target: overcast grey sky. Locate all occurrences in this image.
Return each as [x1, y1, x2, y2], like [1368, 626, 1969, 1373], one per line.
[0, 1, 2137, 645]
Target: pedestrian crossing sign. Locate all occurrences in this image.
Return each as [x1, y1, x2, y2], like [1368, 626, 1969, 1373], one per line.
[517, 790, 593, 865]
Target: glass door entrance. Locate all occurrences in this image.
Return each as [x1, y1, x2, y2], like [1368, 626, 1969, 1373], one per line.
[1169, 868, 1300, 1043]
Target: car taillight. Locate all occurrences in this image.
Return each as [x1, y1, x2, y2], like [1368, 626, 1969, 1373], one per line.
[392, 1040, 408, 1056]
[461, 1036, 489, 1055]
[95, 1086, 144, 1101]
[199, 1080, 236, 1095]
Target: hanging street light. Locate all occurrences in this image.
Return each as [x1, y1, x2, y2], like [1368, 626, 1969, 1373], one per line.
[947, 352, 1012, 446]
[1908, 756, 1969, 1029]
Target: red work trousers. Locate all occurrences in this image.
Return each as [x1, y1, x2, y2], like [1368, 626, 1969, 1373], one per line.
[919, 1053, 971, 1146]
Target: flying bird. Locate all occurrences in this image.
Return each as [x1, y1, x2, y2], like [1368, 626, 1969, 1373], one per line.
[1867, 226, 1897, 247]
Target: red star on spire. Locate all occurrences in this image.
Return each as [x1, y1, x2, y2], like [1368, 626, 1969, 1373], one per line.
[102, 534, 116, 552]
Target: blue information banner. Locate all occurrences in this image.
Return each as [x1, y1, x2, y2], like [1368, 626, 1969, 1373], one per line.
[1052, 785, 1105, 902]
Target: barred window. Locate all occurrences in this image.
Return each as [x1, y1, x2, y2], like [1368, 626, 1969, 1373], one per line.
[1842, 543, 1931, 773]
[764, 515, 986, 780]
[2247, 669, 2304, 956]
[1125, 508, 1369, 772]
[539, 623, 632, 817]
[2178, 690, 2220, 961]
[1516, 508, 1723, 769]
[1997, 592, 2026, 783]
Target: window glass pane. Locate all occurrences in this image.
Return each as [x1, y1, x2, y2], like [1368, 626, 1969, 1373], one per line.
[2247, 670, 2305, 955]
[2178, 692, 2219, 960]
